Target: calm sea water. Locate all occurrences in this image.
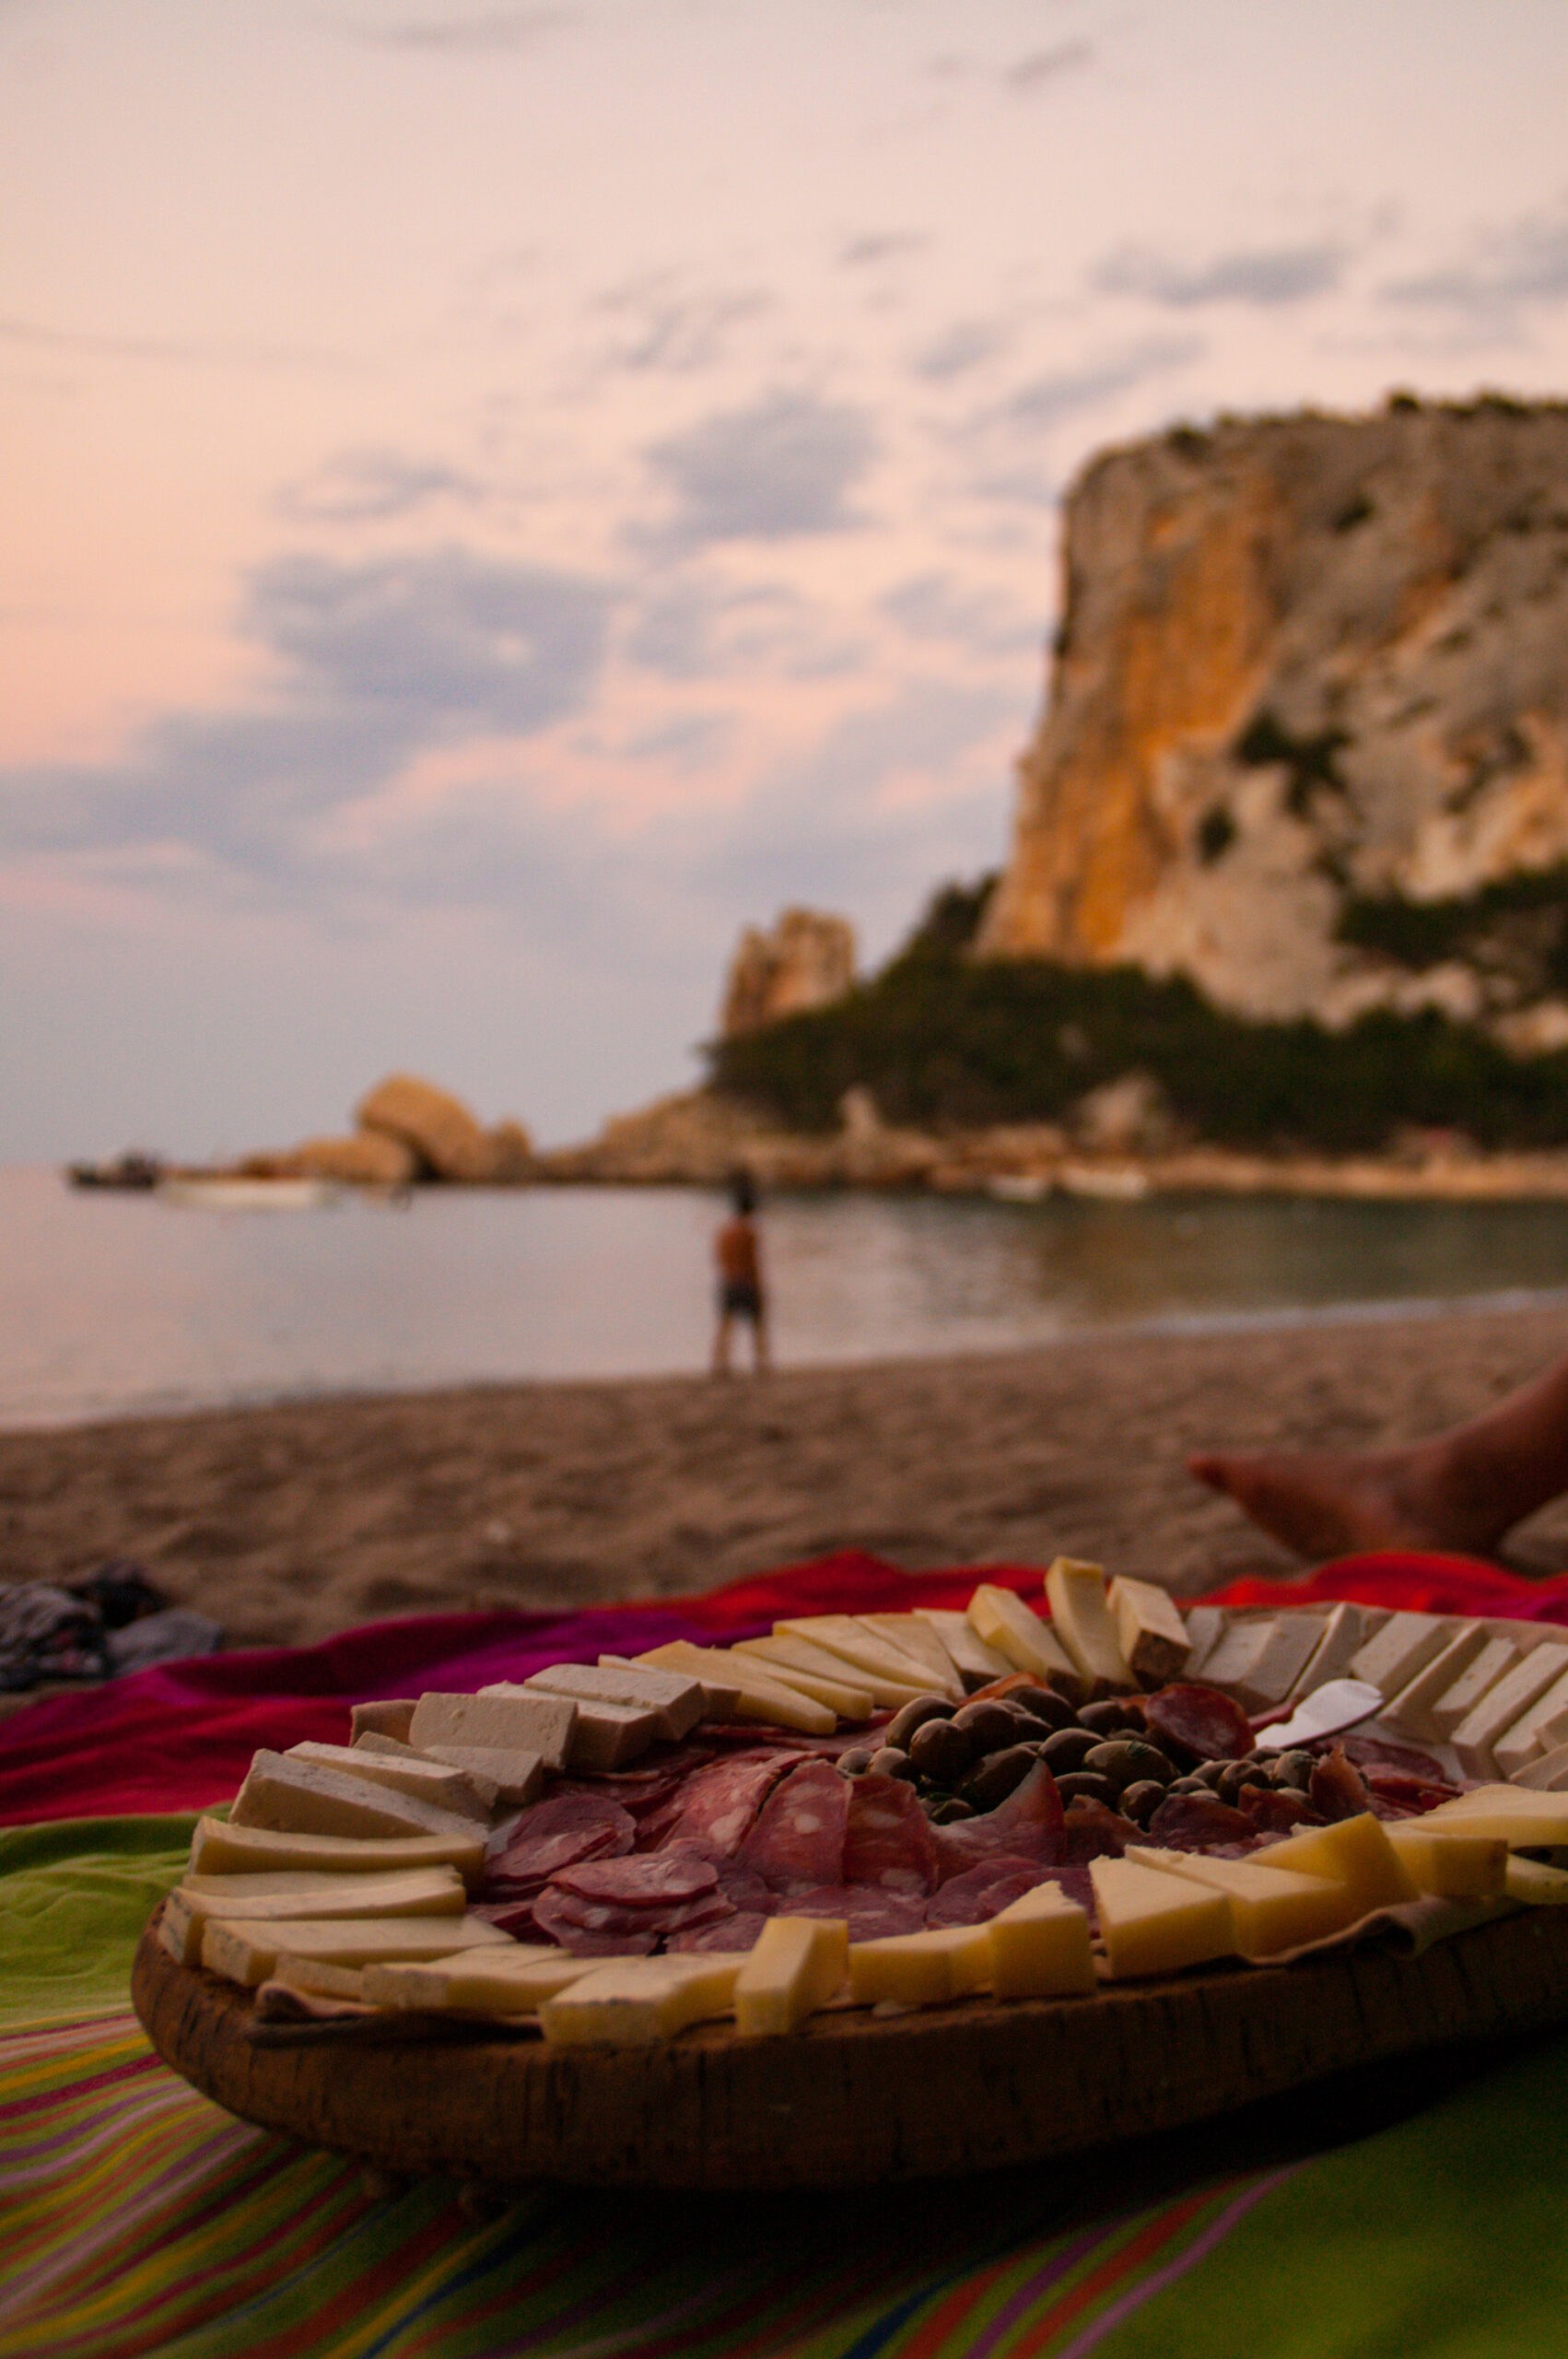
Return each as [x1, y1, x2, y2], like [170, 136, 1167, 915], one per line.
[6, 1163, 1568, 1429]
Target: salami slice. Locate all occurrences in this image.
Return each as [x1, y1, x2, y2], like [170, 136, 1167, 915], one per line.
[784, 1885, 926, 1941]
[553, 1854, 720, 1907]
[530, 1888, 660, 1955]
[1145, 1789, 1257, 1850]
[1360, 1767, 1459, 1820]
[930, 1762, 1063, 1881]
[738, 1760, 849, 1894]
[1142, 1683, 1252, 1766]
[1236, 1783, 1322, 1833]
[1057, 1797, 1138, 1863]
[485, 1794, 636, 1895]
[667, 1912, 772, 1954]
[1339, 1734, 1450, 1783]
[645, 1751, 799, 1857]
[843, 1774, 941, 1896]
[924, 1860, 1045, 1927]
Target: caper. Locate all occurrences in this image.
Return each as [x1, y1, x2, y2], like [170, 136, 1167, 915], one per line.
[907, 1716, 975, 1785]
[1083, 1739, 1175, 1797]
[884, 1695, 956, 1751]
[867, 1744, 917, 1783]
[957, 1743, 1040, 1811]
[1040, 1727, 1100, 1775]
[1054, 1770, 1118, 1808]
[1118, 1778, 1167, 1826]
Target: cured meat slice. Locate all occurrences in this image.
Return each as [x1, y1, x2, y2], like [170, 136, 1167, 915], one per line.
[1142, 1683, 1252, 1765]
[738, 1760, 849, 1895]
[468, 1897, 541, 1940]
[552, 1853, 720, 1907]
[530, 1888, 659, 1956]
[1235, 1784, 1322, 1834]
[924, 1860, 1044, 1928]
[784, 1885, 925, 1941]
[642, 1750, 798, 1856]
[930, 1762, 1063, 1881]
[1308, 1745, 1373, 1824]
[1144, 1789, 1257, 1850]
[667, 1912, 772, 1954]
[843, 1774, 941, 1896]
[1339, 1734, 1450, 1783]
[1056, 1798, 1138, 1863]
[486, 1794, 635, 1895]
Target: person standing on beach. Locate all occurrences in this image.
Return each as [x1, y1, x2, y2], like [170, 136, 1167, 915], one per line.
[713, 1171, 769, 1376]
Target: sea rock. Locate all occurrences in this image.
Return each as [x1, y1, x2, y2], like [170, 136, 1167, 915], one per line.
[979, 397, 1568, 1030]
[289, 1133, 418, 1187]
[535, 1087, 942, 1189]
[720, 909, 857, 1037]
[357, 1074, 503, 1182]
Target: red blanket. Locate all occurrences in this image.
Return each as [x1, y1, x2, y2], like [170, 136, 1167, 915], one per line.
[7, 1547, 1568, 1825]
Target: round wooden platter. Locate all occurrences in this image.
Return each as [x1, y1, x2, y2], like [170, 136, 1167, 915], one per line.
[133, 1898, 1568, 2190]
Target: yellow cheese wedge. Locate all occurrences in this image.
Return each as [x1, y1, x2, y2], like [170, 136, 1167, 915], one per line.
[363, 1946, 600, 2013]
[846, 1925, 993, 2007]
[1383, 1823, 1508, 1899]
[1420, 1786, 1568, 1846]
[774, 1616, 937, 1692]
[1504, 1855, 1568, 1905]
[1043, 1558, 1134, 1695]
[986, 1884, 1096, 1999]
[1125, 1846, 1356, 1954]
[537, 1956, 741, 2046]
[158, 1867, 466, 1966]
[732, 1917, 849, 2036]
[269, 1956, 368, 2001]
[913, 1609, 1014, 1690]
[1106, 1577, 1192, 1688]
[1090, 1858, 1234, 1978]
[966, 1586, 1082, 1696]
[616, 1646, 740, 1719]
[740, 1631, 925, 1709]
[286, 1741, 494, 1824]
[729, 1644, 873, 1719]
[1256, 1813, 1418, 1914]
[203, 1912, 511, 1989]
[187, 1815, 486, 1887]
[857, 1616, 965, 1698]
[634, 1642, 835, 1734]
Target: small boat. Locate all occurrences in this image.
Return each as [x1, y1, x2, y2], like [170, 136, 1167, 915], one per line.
[156, 1176, 341, 1212]
[66, 1153, 163, 1191]
[1057, 1164, 1151, 1202]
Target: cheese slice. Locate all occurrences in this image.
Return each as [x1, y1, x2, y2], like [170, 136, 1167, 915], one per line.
[616, 1645, 741, 1720]
[1125, 1846, 1356, 1954]
[526, 1661, 704, 1742]
[1382, 1823, 1508, 1900]
[158, 1867, 465, 1966]
[774, 1616, 938, 1691]
[364, 1946, 599, 2013]
[1453, 1648, 1568, 1778]
[537, 1956, 741, 2046]
[186, 1816, 486, 1886]
[410, 1690, 578, 1772]
[1180, 1605, 1229, 1680]
[634, 1642, 835, 1733]
[1257, 1813, 1418, 1914]
[348, 1699, 417, 1744]
[1504, 1856, 1568, 1905]
[1106, 1577, 1191, 1688]
[1090, 1858, 1234, 1978]
[732, 1917, 849, 2036]
[229, 1752, 481, 1845]
[181, 1867, 427, 1899]
[268, 1955, 368, 2001]
[1197, 1615, 1326, 1713]
[1348, 1612, 1456, 1701]
[857, 1616, 965, 1698]
[729, 1642, 873, 1719]
[739, 1631, 924, 1710]
[1495, 1661, 1568, 1778]
[966, 1587, 1082, 1697]
[479, 1682, 660, 1770]
[1515, 1741, 1568, 1791]
[1421, 1785, 1568, 1846]
[847, 1925, 993, 2006]
[203, 1912, 510, 1989]
[986, 1884, 1095, 1999]
[286, 1741, 495, 1823]
[1383, 1625, 1492, 1740]
[1290, 1603, 1387, 1698]
[1428, 1637, 1520, 1740]
[913, 1609, 1015, 1691]
[1043, 1558, 1134, 1696]
[416, 1743, 544, 1808]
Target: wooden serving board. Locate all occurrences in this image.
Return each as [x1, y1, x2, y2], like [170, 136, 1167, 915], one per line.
[133, 1899, 1568, 2189]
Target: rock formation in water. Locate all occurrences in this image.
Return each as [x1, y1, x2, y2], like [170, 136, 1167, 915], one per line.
[720, 908, 857, 1036]
[355, 1074, 532, 1183]
[979, 396, 1568, 1039]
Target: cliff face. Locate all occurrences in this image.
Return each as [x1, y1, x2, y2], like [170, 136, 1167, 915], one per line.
[980, 399, 1568, 1029]
[720, 908, 857, 1036]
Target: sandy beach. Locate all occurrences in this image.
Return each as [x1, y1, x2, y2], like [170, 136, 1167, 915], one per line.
[3, 1296, 1568, 1651]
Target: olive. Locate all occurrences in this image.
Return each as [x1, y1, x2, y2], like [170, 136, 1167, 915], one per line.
[1054, 1770, 1118, 1808]
[953, 1699, 1030, 1754]
[1194, 1760, 1230, 1790]
[1119, 1778, 1167, 1826]
[927, 1795, 974, 1825]
[907, 1717, 975, 1785]
[1004, 1685, 1076, 1732]
[837, 1746, 874, 1777]
[1077, 1698, 1138, 1735]
[1040, 1727, 1100, 1776]
[1083, 1739, 1175, 1797]
[884, 1695, 956, 1751]
[1271, 1749, 1316, 1790]
[1214, 1760, 1253, 1804]
[1273, 1784, 1311, 1807]
[867, 1745, 917, 1783]
[957, 1743, 1040, 1812]
[1166, 1773, 1210, 1794]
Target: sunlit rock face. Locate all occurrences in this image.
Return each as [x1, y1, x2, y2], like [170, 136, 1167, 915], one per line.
[720, 909, 857, 1037]
[980, 399, 1568, 1029]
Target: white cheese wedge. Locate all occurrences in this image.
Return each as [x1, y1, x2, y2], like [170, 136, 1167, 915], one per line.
[774, 1616, 938, 1691]
[1497, 1661, 1568, 1777]
[1504, 1856, 1568, 1905]
[1090, 1858, 1234, 1978]
[187, 1815, 486, 1886]
[363, 1946, 600, 2013]
[1515, 1741, 1568, 1791]
[230, 1751, 481, 1845]
[158, 1867, 465, 1966]
[537, 1956, 741, 2046]
[1420, 1785, 1568, 1846]
[913, 1609, 1015, 1691]
[413, 1743, 544, 1808]
[1258, 1813, 1419, 1914]
[857, 1616, 965, 1698]
[739, 1631, 924, 1709]
[620, 1644, 742, 1720]
[1382, 1824, 1508, 1900]
[1290, 1603, 1387, 1698]
[1382, 1625, 1492, 1740]
[1455, 1649, 1568, 1778]
[348, 1699, 417, 1744]
[523, 1661, 704, 1742]
[411, 1690, 579, 1772]
[1179, 1606, 1229, 1680]
[1348, 1613, 1456, 1701]
[1043, 1558, 1134, 1695]
[1125, 1846, 1357, 1954]
[634, 1642, 835, 1733]
[966, 1586, 1083, 1697]
[847, 1925, 993, 2007]
[986, 1884, 1096, 1999]
[1106, 1577, 1192, 1688]
[728, 1643, 873, 1719]
[595, 1658, 714, 1735]
[1198, 1616, 1327, 1712]
[732, 1917, 849, 2036]
[352, 1731, 424, 1761]
[203, 1911, 510, 1989]
[1427, 1637, 1521, 1741]
[181, 1868, 417, 1899]
[478, 1682, 659, 1770]
[269, 1955, 368, 2001]
[286, 1741, 495, 1824]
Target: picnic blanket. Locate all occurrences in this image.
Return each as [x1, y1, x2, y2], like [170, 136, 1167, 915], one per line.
[6, 1549, 1568, 2358]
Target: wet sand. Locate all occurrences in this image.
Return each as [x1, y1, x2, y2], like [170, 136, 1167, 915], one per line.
[4, 1298, 1568, 1649]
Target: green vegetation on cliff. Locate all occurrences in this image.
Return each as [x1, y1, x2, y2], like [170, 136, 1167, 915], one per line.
[708, 878, 1568, 1155]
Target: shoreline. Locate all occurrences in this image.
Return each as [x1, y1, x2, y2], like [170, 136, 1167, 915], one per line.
[5, 1297, 1568, 1652]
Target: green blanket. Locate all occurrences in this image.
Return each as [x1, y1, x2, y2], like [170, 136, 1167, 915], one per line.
[0, 1812, 194, 2025]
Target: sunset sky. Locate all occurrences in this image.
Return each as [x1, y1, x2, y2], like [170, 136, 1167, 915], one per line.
[6, 0, 1568, 1160]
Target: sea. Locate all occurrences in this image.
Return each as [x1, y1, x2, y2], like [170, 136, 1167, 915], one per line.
[7, 1162, 1568, 1431]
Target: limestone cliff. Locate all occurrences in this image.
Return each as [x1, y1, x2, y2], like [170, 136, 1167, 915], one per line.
[720, 908, 856, 1036]
[980, 397, 1568, 1030]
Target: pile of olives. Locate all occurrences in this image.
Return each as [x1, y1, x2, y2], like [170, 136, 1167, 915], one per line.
[837, 1688, 1320, 1828]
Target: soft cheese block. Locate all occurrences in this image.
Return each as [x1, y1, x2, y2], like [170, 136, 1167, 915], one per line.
[1382, 1824, 1508, 1899]
[1494, 1661, 1568, 1778]
[624, 1643, 743, 1720]
[416, 1743, 545, 1808]
[1515, 1741, 1568, 1791]
[526, 1661, 705, 1742]
[1090, 1858, 1234, 1978]
[286, 1741, 495, 1824]
[203, 1911, 510, 1989]
[1290, 1603, 1387, 1698]
[230, 1751, 479, 1844]
[635, 1642, 834, 1733]
[1382, 1624, 1492, 1740]
[158, 1866, 465, 1966]
[363, 1947, 601, 2013]
[732, 1917, 849, 2036]
[537, 1956, 741, 2046]
[966, 1586, 1083, 1697]
[1428, 1637, 1521, 1740]
[1348, 1613, 1456, 1701]
[1258, 1813, 1418, 1914]
[913, 1609, 1015, 1691]
[1106, 1576, 1191, 1688]
[1179, 1606, 1229, 1680]
[739, 1631, 921, 1709]
[410, 1689, 578, 1772]
[187, 1815, 486, 1886]
[1450, 1647, 1568, 1778]
[348, 1699, 418, 1744]
[847, 1925, 994, 2007]
[1197, 1616, 1326, 1712]
[986, 1884, 1096, 1999]
[1126, 1847, 1356, 1955]
[479, 1681, 660, 1770]
[1043, 1558, 1134, 1695]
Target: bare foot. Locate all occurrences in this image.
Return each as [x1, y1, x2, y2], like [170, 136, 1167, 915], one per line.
[1187, 1441, 1509, 1563]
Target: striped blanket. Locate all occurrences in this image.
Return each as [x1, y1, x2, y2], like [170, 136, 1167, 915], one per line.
[6, 1550, 1568, 2357]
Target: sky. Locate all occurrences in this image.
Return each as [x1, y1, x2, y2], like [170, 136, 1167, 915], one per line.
[5, 0, 1568, 1161]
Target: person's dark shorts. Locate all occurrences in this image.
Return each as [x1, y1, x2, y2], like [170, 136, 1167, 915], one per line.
[719, 1279, 764, 1321]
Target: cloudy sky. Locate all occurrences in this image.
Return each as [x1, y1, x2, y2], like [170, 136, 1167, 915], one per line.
[6, 0, 1568, 1160]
